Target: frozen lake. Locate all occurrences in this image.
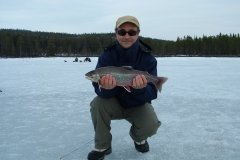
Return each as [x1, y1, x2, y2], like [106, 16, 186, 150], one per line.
[0, 57, 240, 160]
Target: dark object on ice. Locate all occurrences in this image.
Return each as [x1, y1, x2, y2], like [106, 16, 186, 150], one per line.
[0, 90, 2, 92]
[84, 57, 91, 62]
[87, 147, 112, 160]
[64, 60, 67, 62]
[73, 57, 79, 62]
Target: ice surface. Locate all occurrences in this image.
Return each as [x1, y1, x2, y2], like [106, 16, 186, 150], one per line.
[0, 57, 240, 160]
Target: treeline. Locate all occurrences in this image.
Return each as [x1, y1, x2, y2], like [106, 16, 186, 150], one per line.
[0, 29, 239, 57]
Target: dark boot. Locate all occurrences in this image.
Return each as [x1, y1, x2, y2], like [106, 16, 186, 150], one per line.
[87, 147, 112, 160]
[134, 140, 149, 153]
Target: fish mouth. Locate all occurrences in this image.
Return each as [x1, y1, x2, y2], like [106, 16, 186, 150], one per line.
[85, 76, 91, 80]
[85, 76, 95, 82]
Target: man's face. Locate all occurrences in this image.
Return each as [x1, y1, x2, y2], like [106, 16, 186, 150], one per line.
[116, 22, 140, 49]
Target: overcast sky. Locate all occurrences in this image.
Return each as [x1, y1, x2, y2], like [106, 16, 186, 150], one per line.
[0, 0, 239, 41]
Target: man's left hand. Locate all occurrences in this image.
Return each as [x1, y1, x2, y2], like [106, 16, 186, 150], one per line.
[132, 75, 147, 90]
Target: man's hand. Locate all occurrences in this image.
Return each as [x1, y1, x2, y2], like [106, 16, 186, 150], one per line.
[100, 74, 117, 90]
[132, 74, 147, 90]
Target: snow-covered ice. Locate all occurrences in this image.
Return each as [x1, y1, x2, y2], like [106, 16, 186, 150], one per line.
[0, 57, 240, 160]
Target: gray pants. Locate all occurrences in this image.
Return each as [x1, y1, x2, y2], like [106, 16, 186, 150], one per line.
[90, 96, 161, 149]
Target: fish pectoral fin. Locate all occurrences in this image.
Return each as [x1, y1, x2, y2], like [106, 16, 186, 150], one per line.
[123, 86, 131, 92]
[98, 81, 102, 92]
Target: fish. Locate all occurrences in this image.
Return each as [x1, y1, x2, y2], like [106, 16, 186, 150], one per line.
[85, 66, 168, 93]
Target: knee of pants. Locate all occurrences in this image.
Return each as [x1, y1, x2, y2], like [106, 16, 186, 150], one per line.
[90, 96, 107, 112]
[142, 120, 161, 136]
[90, 96, 116, 115]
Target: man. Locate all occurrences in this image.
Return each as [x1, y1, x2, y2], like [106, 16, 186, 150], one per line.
[84, 57, 91, 62]
[87, 15, 161, 160]
[74, 57, 78, 62]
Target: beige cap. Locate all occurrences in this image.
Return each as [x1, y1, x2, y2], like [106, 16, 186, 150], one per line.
[115, 15, 140, 29]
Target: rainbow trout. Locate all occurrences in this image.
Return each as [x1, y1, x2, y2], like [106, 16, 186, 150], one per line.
[85, 66, 168, 93]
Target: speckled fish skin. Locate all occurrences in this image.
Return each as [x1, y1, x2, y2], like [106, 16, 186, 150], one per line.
[85, 66, 168, 92]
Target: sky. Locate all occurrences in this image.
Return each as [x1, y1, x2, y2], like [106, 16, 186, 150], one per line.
[0, 0, 240, 41]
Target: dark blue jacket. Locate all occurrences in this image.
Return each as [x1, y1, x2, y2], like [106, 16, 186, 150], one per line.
[92, 39, 158, 108]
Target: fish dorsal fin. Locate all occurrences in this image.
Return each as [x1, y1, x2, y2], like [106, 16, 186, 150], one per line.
[122, 66, 133, 70]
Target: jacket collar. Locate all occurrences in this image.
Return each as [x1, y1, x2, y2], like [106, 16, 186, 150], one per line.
[116, 39, 140, 55]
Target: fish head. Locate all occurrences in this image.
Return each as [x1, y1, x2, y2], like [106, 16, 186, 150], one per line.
[85, 70, 101, 82]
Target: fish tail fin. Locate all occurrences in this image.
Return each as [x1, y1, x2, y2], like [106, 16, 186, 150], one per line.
[155, 77, 168, 93]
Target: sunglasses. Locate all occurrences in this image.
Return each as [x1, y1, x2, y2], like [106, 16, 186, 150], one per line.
[117, 29, 138, 36]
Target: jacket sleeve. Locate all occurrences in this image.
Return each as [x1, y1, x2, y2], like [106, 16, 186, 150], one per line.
[92, 52, 118, 98]
[130, 57, 158, 102]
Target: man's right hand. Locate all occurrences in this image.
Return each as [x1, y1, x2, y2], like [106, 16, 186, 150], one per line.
[100, 74, 117, 90]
